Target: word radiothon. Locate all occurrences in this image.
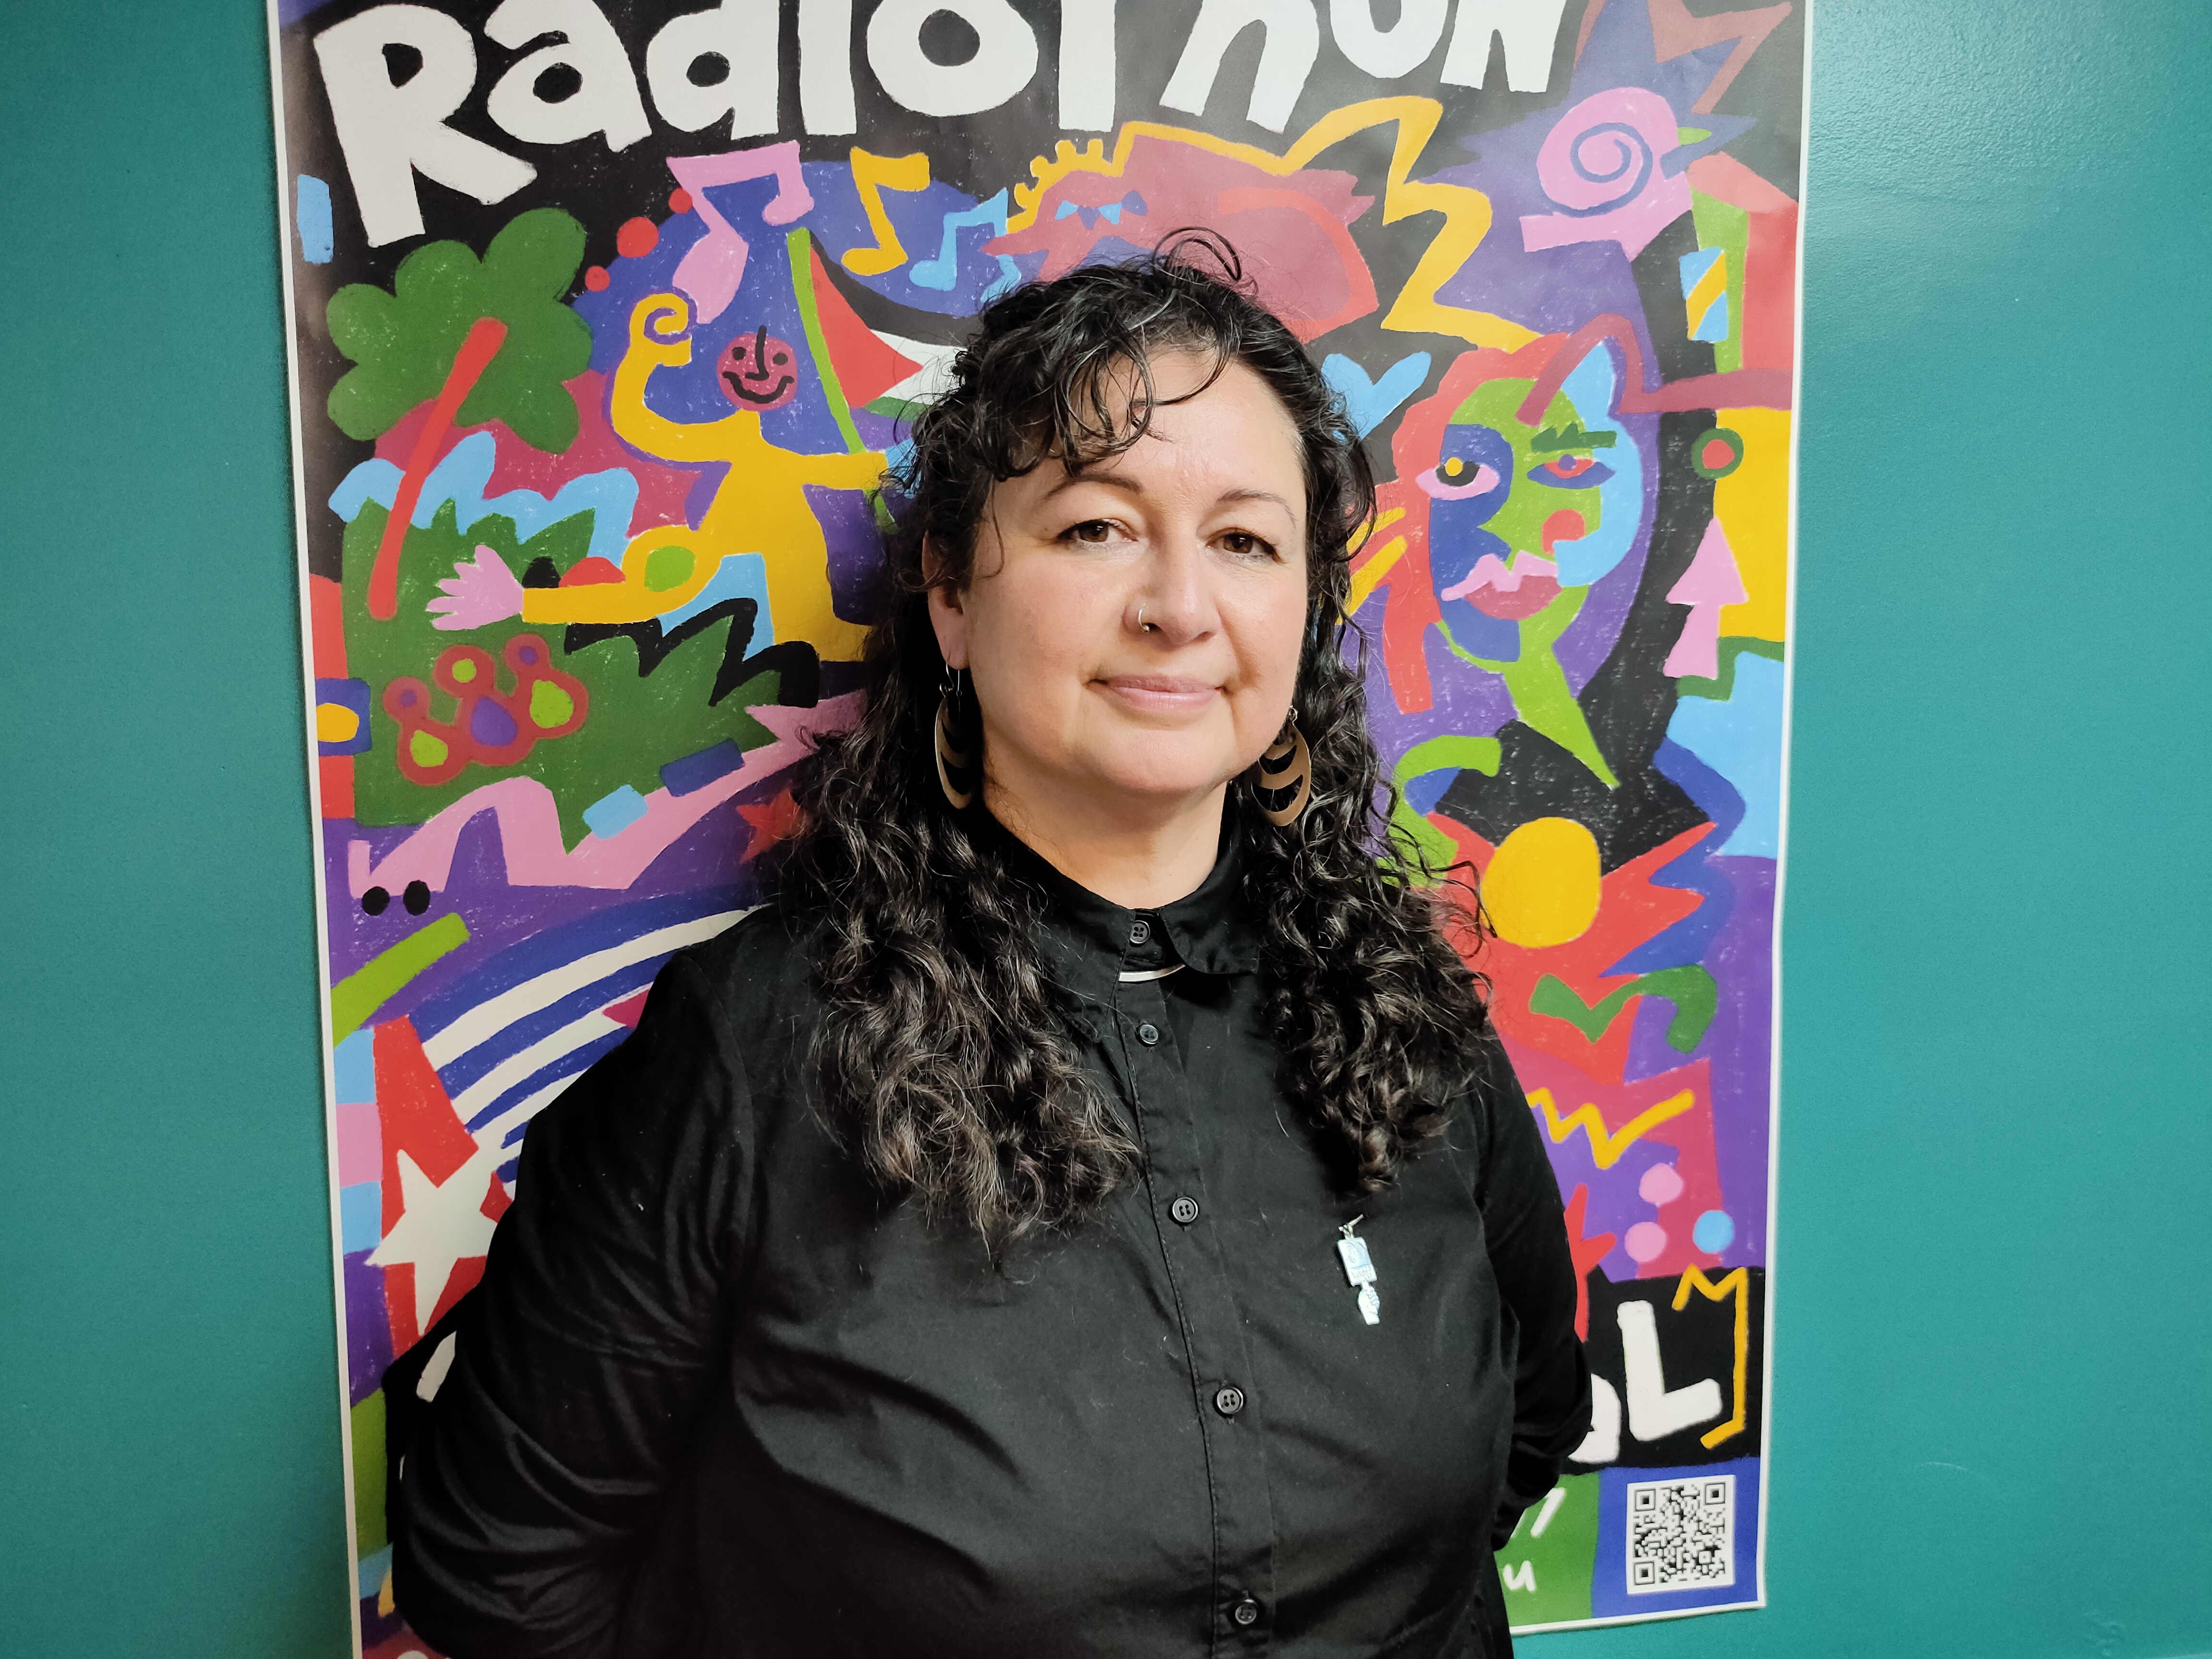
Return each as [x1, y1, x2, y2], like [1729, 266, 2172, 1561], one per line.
[313, 0, 1574, 248]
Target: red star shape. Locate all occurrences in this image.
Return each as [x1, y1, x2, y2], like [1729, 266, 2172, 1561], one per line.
[738, 787, 802, 863]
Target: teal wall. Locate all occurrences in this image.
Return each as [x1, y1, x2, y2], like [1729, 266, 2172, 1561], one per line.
[1, 2, 2203, 1654]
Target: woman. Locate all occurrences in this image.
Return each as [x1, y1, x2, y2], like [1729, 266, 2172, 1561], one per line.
[391, 238, 1591, 1659]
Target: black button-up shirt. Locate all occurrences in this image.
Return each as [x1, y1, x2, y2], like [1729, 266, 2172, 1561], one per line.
[392, 824, 1591, 1659]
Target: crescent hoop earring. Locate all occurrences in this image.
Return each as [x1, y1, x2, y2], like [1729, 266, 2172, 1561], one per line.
[1250, 717, 1312, 826]
[934, 667, 977, 810]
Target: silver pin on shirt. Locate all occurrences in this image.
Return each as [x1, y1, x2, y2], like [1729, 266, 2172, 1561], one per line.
[1336, 1216, 1381, 1325]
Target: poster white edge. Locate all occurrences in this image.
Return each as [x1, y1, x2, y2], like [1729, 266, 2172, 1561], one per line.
[1515, 1594, 1764, 1636]
[1755, 0, 1818, 1620]
[262, 3, 367, 1655]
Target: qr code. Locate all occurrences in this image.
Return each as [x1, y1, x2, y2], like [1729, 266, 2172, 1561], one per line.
[1625, 1475, 1735, 1594]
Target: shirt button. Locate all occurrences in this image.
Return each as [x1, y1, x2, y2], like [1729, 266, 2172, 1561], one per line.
[1214, 1383, 1246, 1418]
[1136, 1022, 1160, 1046]
[1170, 1195, 1200, 1225]
[1232, 1597, 1262, 1627]
[1129, 918, 1151, 945]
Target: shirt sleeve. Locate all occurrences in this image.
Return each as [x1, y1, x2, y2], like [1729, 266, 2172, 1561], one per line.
[391, 950, 752, 1659]
[1466, 1035, 1593, 1535]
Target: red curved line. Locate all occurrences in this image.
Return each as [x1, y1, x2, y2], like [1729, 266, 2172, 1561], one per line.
[1515, 313, 1791, 428]
[368, 316, 509, 622]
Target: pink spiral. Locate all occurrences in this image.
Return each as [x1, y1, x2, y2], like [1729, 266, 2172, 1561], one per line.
[1523, 87, 1692, 259]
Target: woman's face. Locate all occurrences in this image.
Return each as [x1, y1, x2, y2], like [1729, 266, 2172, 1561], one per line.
[929, 353, 1310, 828]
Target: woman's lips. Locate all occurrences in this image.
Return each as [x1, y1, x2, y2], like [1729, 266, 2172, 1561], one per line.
[1098, 675, 1222, 714]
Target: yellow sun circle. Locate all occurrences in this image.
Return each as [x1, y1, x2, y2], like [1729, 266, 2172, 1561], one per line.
[1483, 817, 1602, 948]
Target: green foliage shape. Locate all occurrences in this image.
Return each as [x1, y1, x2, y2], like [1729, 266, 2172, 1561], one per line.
[325, 208, 593, 453]
[341, 502, 779, 847]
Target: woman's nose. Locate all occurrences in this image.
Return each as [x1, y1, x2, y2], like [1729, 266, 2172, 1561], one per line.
[1128, 536, 1218, 645]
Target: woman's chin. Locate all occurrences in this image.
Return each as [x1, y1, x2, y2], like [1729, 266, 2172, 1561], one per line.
[986, 729, 1257, 819]
[1071, 755, 1245, 812]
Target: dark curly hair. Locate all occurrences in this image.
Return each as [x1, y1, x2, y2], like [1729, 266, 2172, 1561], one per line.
[777, 233, 1489, 1247]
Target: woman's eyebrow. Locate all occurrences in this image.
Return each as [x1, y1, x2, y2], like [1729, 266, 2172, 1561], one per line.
[1216, 488, 1297, 518]
[1042, 466, 1142, 499]
[1041, 473, 1296, 522]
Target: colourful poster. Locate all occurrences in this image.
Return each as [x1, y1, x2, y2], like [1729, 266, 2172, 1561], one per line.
[267, 0, 1804, 1645]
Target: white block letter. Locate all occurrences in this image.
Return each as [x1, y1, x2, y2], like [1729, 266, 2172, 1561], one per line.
[1439, 0, 1569, 91]
[1160, 0, 1320, 133]
[1617, 1300, 1723, 1443]
[799, 0, 857, 133]
[1500, 1560, 1537, 1593]
[1571, 1373, 1621, 1464]
[867, 0, 1038, 119]
[314, 4, 537, 248]
[485, 0, 651, 152]
[1058, 0, 1117, 131]
[646, 1, 781, 137]
[1328, 0, 1447, 79]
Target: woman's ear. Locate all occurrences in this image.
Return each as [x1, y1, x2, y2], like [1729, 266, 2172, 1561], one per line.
[924, 537, 970, 670]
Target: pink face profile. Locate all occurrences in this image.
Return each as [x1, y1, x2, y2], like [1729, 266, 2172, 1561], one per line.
[718, 325, 800, 410]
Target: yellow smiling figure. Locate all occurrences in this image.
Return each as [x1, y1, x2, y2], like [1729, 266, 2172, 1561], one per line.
[502, 291, 888, 663]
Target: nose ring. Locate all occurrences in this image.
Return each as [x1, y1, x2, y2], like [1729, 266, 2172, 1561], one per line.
[1139, 605, 1155, 634]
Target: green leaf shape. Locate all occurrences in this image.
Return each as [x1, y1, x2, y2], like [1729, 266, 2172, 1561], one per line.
[342, 501, 781, 847]
[1388, 734, 1502, 875]
[325, 208, 592, 453]
[1529, 967, 1718, 1053]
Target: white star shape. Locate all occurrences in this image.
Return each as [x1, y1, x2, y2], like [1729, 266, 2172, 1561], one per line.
[368, 1147, 501, 1331]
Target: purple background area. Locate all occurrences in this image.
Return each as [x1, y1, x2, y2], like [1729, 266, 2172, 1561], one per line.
[1627, 857, 1777, 1269]
[323, 773, 776, 1015]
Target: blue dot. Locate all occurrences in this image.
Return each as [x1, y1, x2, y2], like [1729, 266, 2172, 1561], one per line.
[1693, 1209, 1735, 1253]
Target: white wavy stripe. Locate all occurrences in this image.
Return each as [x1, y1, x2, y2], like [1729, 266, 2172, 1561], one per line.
[479, 1072, 587, 1160]
[420, 910, 745, 1072]
[449, 1009, 632, 1129]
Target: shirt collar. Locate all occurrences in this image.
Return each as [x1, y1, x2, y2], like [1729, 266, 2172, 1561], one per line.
[978, 808, 1263, 998]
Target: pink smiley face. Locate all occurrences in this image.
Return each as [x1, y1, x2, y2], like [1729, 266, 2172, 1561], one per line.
[719, 325, 800, 410]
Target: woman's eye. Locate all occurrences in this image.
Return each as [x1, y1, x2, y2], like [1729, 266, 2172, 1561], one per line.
[1219, 531, 1277, 560]
[1063, 519, 1118, 545]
